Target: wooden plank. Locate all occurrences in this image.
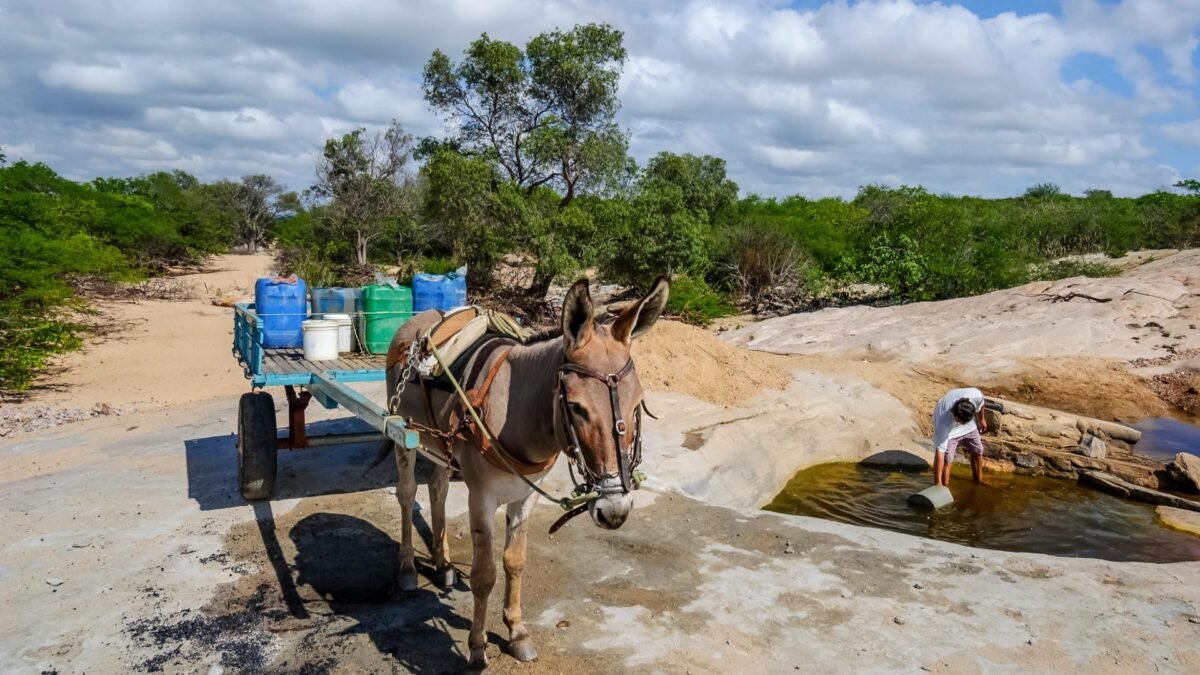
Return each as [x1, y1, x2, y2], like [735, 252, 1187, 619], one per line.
[259, 347, 386, 375]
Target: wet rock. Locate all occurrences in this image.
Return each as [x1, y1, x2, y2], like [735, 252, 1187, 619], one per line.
[1082, 471, 1200, 513]
[1156, 506, 1200, 536]
[1167, 453, 1200, 493]
[1014, 453, 1040, 469]
[1077, 434, 1107, 460]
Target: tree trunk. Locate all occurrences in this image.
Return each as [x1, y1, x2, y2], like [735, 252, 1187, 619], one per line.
[527, 270, 555, 299]
[355, 231, 368, 266]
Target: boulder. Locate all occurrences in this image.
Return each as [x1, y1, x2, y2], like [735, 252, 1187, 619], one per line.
[1076, 434, 1107, 460]
[1167, 453, 1200, 494]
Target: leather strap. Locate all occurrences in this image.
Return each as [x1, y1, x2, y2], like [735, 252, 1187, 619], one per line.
[463, 348, 558, 476]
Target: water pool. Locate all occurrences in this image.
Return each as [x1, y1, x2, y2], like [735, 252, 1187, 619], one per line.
[765, 463, 1200, 563]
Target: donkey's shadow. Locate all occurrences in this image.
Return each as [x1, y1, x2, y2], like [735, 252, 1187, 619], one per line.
[283, 511, 475, 672]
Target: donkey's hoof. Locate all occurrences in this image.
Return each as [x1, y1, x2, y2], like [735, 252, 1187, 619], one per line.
[509, 639, 538, 663]
[436, 567, 458, 588]
[397, 571, 419, 592]
[466, 652, 488, 672]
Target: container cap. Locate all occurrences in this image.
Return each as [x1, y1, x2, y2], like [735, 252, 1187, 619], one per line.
[324, 313, 352, 320]
[302, 319, 337, 328]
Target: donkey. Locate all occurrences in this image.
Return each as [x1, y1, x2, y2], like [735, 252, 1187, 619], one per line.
[384, 277, 669, 668]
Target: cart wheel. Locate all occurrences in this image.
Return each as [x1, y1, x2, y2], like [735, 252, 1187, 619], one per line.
[238, 391, 278, 500]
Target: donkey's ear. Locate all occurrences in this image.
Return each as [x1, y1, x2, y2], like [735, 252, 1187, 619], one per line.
[611, 276, 670, 345]
[561, 278, 595, 355]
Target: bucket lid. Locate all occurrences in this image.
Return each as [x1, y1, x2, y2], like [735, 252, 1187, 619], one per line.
[324, 313, 352, 320]
[302, 319, 337, 329]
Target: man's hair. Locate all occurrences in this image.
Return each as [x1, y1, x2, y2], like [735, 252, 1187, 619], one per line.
[951, 397, 977, 424]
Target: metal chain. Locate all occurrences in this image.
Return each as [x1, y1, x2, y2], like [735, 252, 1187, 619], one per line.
[388, 337, 424, 415]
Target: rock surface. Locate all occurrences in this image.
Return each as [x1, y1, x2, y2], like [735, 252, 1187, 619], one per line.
[1157, 506, 1200, 536]
[726, 250, 1200, 377]
[1169, 452, 1200, 493]
[1080, 471, 1200, 513]
[1077, 434, 1107, 459]
[725, 249, 1200, 421]
[4, 403, 1200, 674]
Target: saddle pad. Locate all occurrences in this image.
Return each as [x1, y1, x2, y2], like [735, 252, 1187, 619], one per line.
[418, 310, 491, 378]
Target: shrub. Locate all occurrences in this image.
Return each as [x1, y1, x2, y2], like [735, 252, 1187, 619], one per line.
[664, 274, 735, 327]
[1034, 259, 1122, 281]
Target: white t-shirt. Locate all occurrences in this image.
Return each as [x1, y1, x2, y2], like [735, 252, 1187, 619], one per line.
[932, 387, 985, 452]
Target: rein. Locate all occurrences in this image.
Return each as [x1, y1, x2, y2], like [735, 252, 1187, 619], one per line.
[420, 339, 646, 520]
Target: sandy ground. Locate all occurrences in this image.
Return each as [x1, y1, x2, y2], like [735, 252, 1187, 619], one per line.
[21, 253, 272, 411]
[4, 253, 1200, 673]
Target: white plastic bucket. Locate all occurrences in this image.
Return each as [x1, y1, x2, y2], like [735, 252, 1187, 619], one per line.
[325, 313, 353, 353]
[301, 319, 339, 361]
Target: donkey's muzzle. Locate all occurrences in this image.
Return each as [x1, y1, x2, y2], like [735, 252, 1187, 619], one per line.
[589, 478, 633, 529]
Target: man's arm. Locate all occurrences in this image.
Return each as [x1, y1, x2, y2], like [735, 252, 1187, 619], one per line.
[977, 407, 988, 434]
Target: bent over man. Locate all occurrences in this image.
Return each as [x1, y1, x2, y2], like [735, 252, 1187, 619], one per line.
[932, 387, 987, 486]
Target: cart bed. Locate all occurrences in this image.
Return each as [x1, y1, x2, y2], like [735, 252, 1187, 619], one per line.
[262, 348, 385, 376]
[234, 302, 393, 387]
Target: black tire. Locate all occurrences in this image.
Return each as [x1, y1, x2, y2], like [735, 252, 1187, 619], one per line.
[238, 391, 278, 500]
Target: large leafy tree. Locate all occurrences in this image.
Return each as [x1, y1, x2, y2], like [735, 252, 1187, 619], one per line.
[312, 122, 417, 266]
[422, 23, 629, 208]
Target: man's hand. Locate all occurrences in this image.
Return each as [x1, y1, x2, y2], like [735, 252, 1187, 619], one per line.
[977, 409, 988, 434]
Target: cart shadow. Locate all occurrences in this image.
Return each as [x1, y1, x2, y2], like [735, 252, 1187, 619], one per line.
[184, 416, 399, 511]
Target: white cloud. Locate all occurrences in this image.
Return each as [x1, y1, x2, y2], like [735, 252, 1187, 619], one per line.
[1163, 120, 1200, 147]
[144, 107, 291, 142]
[1, 0, 1198, 197]
[40, 62, 142, 95]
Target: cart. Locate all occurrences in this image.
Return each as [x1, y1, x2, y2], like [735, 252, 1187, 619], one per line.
[231, 302, 419, 500]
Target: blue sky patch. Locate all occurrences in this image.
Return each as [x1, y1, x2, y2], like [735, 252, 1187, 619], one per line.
[1062, 52, 1136, 98]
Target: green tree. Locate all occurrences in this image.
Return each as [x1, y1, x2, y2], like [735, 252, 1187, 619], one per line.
[1175, 179, 1200, 195]
[312, 123, 417, 266]
[423, 23, 629, 207]
[643, 152, 739, 225]
[1024, 182, 1062, 199]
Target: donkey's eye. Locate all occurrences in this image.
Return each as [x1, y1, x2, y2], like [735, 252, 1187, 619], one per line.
[568, 401, 589, 421]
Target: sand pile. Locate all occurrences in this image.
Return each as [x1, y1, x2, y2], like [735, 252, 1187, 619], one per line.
[633, 320, 792, 407]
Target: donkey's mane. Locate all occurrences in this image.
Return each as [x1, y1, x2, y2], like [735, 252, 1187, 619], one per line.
[522, 326, 563, 344]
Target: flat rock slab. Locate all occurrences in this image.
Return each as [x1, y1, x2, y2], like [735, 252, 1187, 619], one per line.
[1157, 506, 1200, 536]
[1080, 470, 1200, 513]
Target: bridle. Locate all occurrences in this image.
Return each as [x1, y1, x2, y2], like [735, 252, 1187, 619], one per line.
[556, 358, 644, 496]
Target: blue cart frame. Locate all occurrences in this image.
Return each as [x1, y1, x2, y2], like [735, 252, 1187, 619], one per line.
[231, 302, 418, 499]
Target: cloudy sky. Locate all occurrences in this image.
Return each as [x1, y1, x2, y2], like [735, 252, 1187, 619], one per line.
[1, 0, 1198, 198]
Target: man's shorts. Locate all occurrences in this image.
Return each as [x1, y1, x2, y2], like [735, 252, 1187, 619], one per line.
[940, 428, 984, 465]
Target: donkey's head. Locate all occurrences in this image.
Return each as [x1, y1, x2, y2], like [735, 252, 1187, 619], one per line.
[558, 276, 669, 530]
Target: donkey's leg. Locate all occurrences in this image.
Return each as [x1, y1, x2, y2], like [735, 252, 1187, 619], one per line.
[393, 442, 419, 591]
[429, 462, 456, 587]
[467, 489, 499, 669]
[503, 492, 539, 662]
